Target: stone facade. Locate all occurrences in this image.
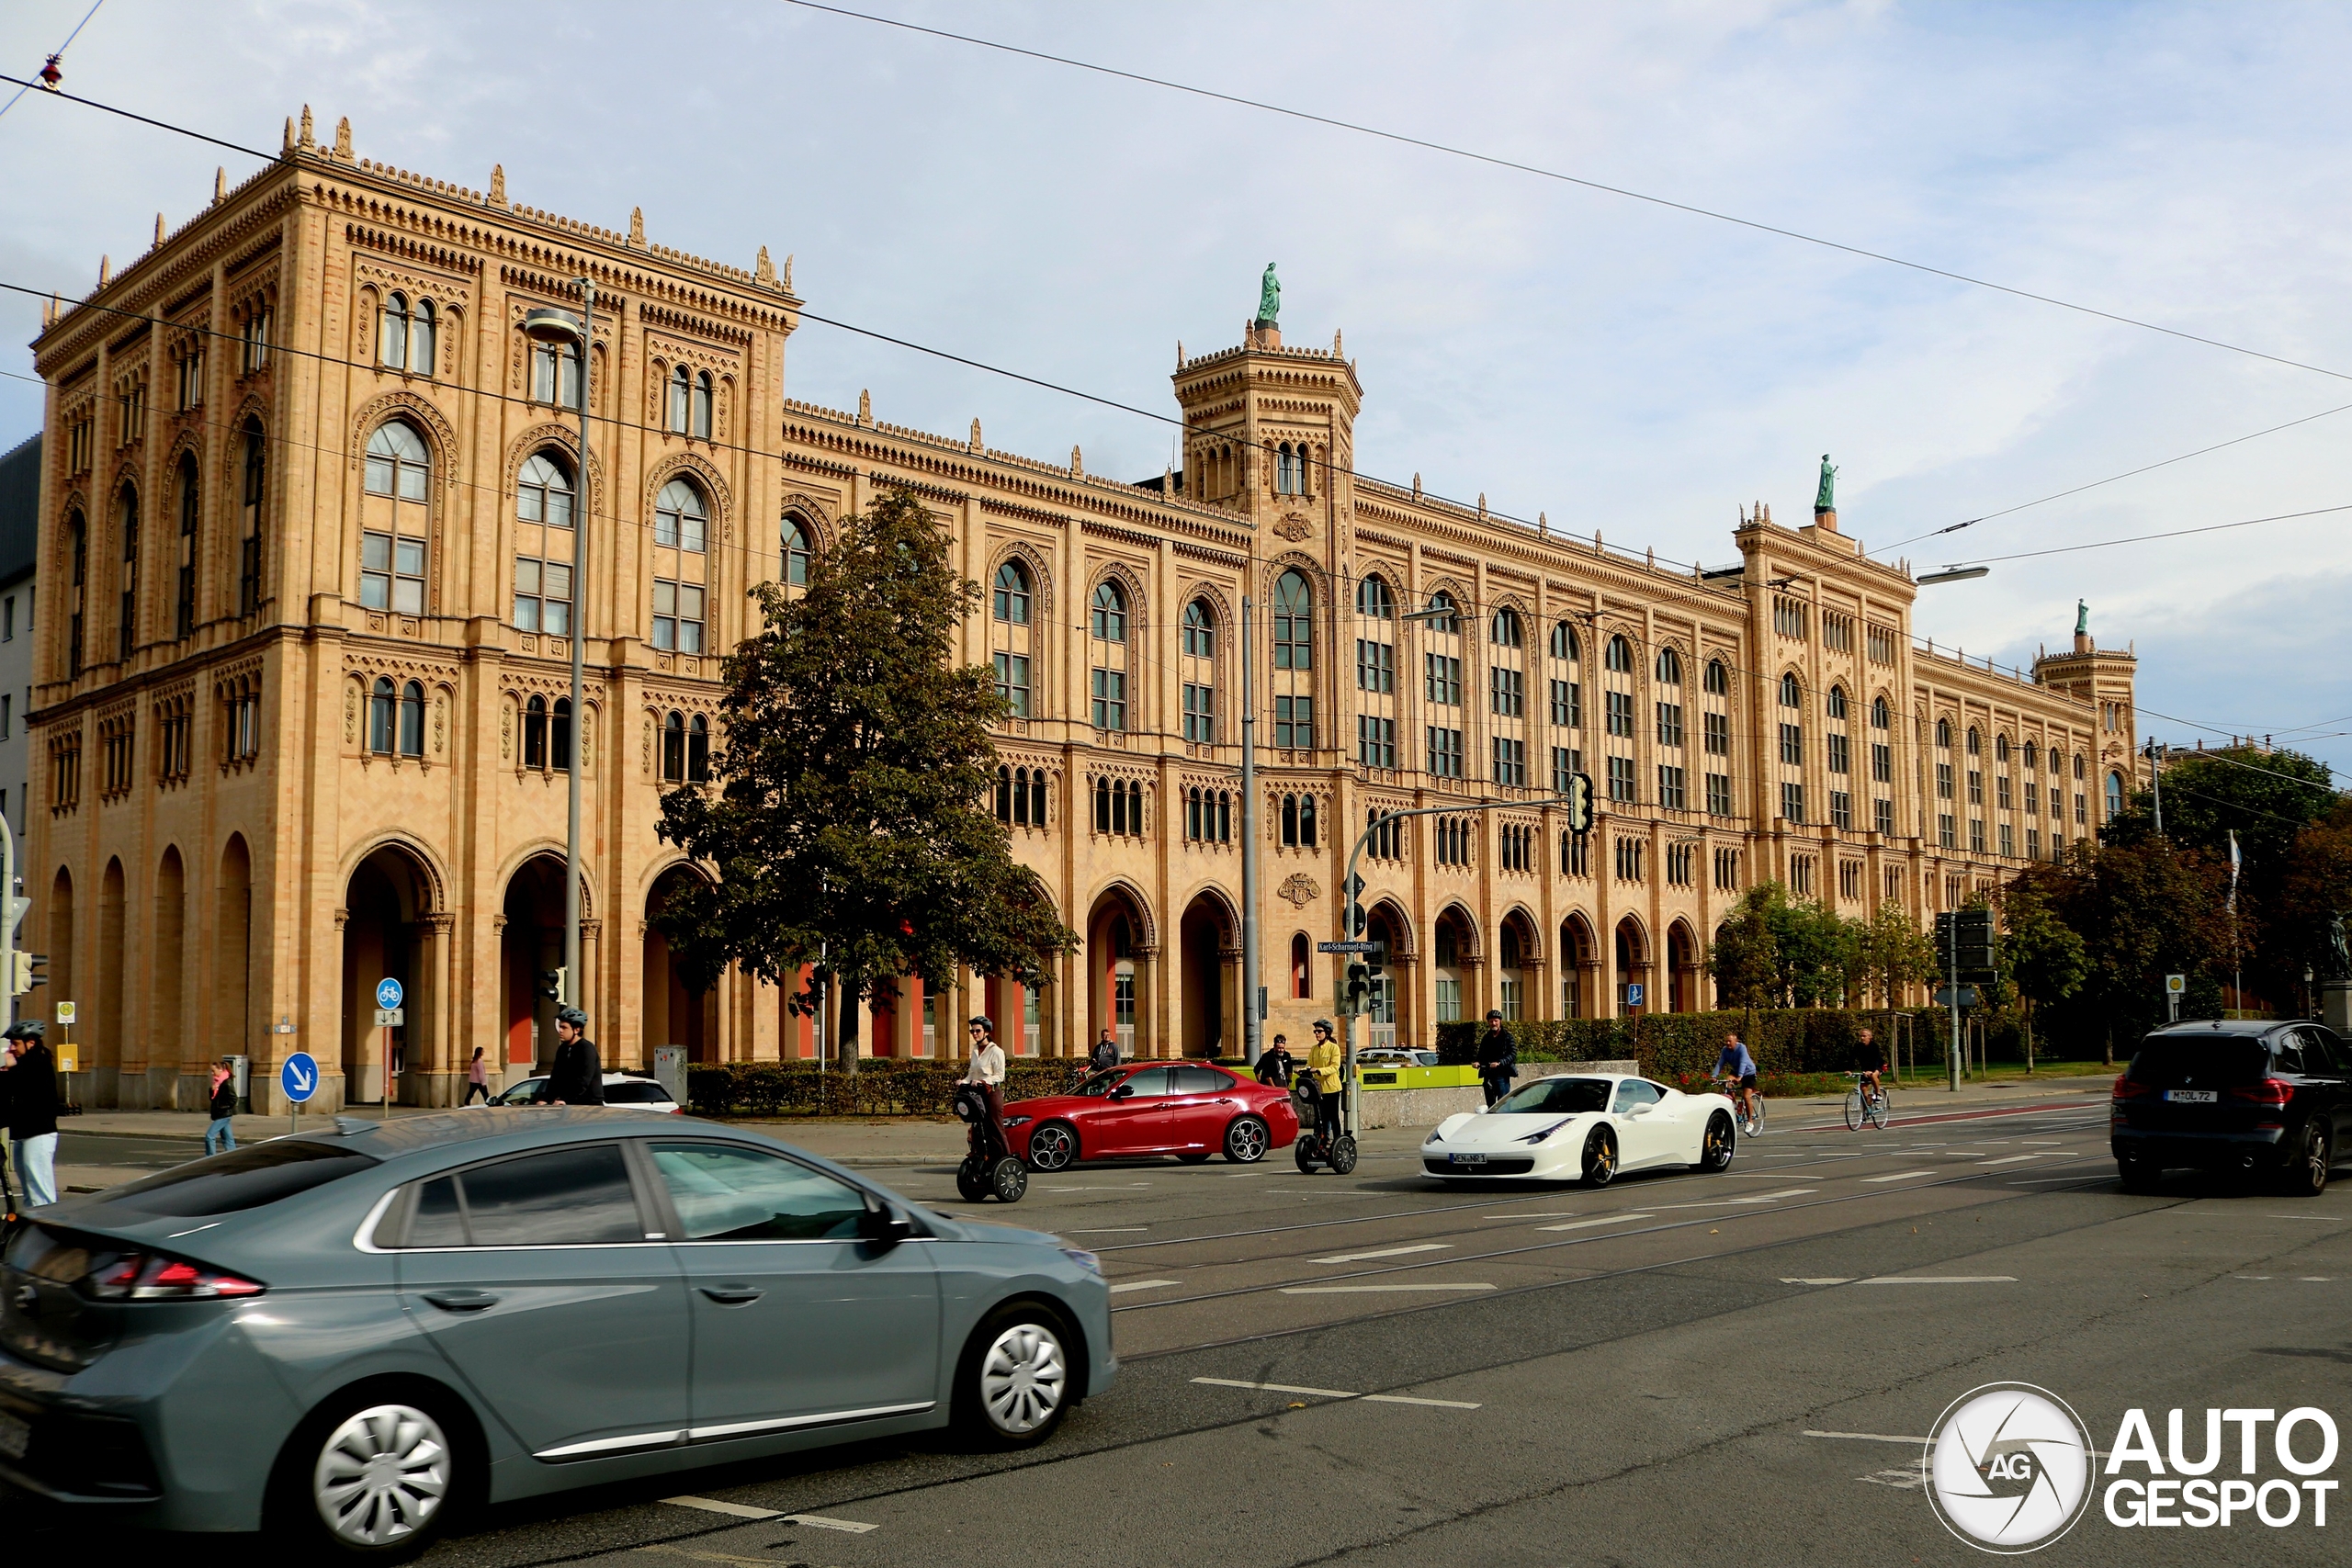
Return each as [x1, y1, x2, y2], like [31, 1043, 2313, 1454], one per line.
[20, 115, 2143, 1111]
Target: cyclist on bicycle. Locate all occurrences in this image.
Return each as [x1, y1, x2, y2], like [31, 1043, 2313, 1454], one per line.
[1854, 1027, 1885, 1103]
[1714, 1032, 1759, 1128]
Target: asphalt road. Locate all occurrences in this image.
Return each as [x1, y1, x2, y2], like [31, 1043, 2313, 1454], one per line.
[6, 1091, 2346, 1566]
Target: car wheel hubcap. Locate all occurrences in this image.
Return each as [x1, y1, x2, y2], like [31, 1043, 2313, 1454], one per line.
[2312, 1134, 2328, 1186]
[313, 1403, 450, 1547]
[1031, 1128, 1073, 1171]
[1232, 1122, 1266, 1160]
[979, 1323, 1067, 1434]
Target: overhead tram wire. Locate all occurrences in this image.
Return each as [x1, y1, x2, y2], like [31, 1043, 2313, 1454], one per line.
[777, 0, 2352, 389]
[0, 0, 107, 121]
[1931, 502, 2352, 567]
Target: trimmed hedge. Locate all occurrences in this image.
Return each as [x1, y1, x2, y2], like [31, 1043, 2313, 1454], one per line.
[1433, 1009, 1946, 1082]
[686, 1057, 1100, 1117]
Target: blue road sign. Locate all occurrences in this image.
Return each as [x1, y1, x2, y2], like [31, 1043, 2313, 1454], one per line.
[1626, 982, 1645, 1007]
[280, 1051, 320, 1103]
[375, 976, 404, 1011]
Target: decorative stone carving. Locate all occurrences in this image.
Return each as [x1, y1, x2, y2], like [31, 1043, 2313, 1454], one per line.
[1272, 512, 1313, 541]
[1277, 873, 1320, 908]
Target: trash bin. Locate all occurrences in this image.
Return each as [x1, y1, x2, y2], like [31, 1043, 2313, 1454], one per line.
[652, 1046, 686, 1107]
[227, 1054, 251, 1113]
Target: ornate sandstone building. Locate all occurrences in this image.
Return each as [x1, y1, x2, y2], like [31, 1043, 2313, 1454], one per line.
[22, 115, 2143, 1110]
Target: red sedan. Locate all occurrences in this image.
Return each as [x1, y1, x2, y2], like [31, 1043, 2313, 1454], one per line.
[1003, 1062, 1299, 1169]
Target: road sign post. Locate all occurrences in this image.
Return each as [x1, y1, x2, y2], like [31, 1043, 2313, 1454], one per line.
[374, 978, 403, 1118]
[2165, 972, 2185, 1024]
[280, 1050, 319, 1135]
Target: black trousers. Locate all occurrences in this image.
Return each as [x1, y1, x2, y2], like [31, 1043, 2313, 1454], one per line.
[1482, 1074, 1510, 1108]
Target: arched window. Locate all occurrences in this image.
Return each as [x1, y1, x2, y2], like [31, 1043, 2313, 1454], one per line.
[687, 713, 709, 782]
[1995, 734, 2010, 762]
[1780, 672, 1802, 708]
[408, 299, 435, 378]
[2106, 771, 2126, 821]
[994, 560, 1031, 623]
[370, 677, 398, 754]
[1181, 598, 1216, 743]
[1090, 581, 1128, 731]
[175, 452, 199, 638]
[1871, 695, 1890, 729]
[1423, 590, 1459, 634]
[1966, 727, 1982, 757]
[118, 485, 140, 660]
[532, 334, 580, 406]
[66, 508, 87, 674]
[238, 417, 266, 615]
[1936, 717, 1952, 749]
[1291, 931, 1311, 998]
[1273, 569, 1313, 668]
[551, 697, 574, 773]
[525, 695, 549, 769]
[2022, 741, 2038, 771]
[669, 364, 692, 433]
[1826, 685, 1848, 720]
[662, 710, 684, 781]
[1275, 444, 1295, 495]
[379, 292, 409, 369]
[1282, 793, 1299, 845]
[361, 422, 430, 614]
[1490, 606, 1521, 649]
[1182, 598, 1214, 656]
[1551, 621, 1580, 662]
[1605, 635, 1634, 672]
[1358, 575, 1394, 619]
[692, 371, 714, 439]
[516, 451, 573, 529]
[783, 515, 813, 586]
[399, 681, 425, 757]
[1657, 647, 1681, 685]
[654, 479, 707, 553]
[1300, 793, 1317, 847]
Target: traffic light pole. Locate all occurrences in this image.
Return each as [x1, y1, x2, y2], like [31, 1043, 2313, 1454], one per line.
[1335, 777, 1594, 1137]
[1239, 596, 1261, 1066]
[1947, 933, 1961, 1093]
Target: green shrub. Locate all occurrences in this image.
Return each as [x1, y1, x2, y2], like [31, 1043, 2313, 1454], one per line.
[1431, 1010, 1944, 1081]
[685, 1057, 1084, 1117]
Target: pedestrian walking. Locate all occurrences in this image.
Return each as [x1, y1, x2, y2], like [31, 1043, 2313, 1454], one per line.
[205, 1057, 239, 1155]
[1475, 1010, 1517, 1108]
[4, 1021, 60, 1207]
[0, 1035, 16, 1216]
[963, 1015, 1008, 1134]
[537, 1009, 604, 1106]
[463, 1045, 491, 1105]
[1254, 1032, 1294, 1088]
[1090, 1027, 1120, 1076]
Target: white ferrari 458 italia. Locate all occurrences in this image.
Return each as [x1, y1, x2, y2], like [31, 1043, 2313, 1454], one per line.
[1420, 1073, 1740, 1186]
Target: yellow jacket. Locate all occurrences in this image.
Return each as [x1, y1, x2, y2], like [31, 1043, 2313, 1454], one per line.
[1306, 1040, 1341, 1095]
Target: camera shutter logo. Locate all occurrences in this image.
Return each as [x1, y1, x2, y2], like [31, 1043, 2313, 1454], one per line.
[1926, 1382, 2095, 1553]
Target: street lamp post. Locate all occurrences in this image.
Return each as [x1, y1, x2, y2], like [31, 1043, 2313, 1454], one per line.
[1239, 595, 1261, 1066]
[521, 286, 595, 1019]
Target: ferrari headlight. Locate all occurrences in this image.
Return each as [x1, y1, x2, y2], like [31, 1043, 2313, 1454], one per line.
[1517, 1118, 1573, 1145]
[1423, 1129, 1442, 1145]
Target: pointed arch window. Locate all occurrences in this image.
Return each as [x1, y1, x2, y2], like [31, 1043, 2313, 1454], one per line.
[687, 713, 709, 782]
[1704, 658, 1727, 695]
[379, 292, 409, 370]
[1181, 598, 1216, 744]
[118, 485, 141, 661]
[517, 451, 574, 529]
[370, 677, 399, 754]
[669, 365, 691, 433]
[1605, 635, 1634, 673]
[1655, 646, 1680, 684]
[1273, 569, 1313, 669]
[1090, 581, 1129, 731]
[691, 371, 714, 439]
[175, 453, 199, 638]
[399, 681, 425, 757]
[239, 418, 266, 615]
[994, 560, 1031, 624]
[361, 421, 430, 615]
[408, 299, 436, 378]
[524, 695, 548, 769]
[1357, 575, 1394, 619]
[66, 509, 87, 675]
[783, 514, 813, 586]
[662, 710, 685, 782]
[1490, 606, 1521, 649]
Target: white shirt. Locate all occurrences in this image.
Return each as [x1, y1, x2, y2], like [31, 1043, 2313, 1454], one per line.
[964, 1041, 1006, 1085]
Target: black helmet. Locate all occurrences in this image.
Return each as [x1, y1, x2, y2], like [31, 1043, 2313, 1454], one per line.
[968, 1014, 995, 1035]
[1312, 1018, 1333, 1033]
[3, 1020, 43, 1041]
[1486, 1010, 1505, 1022]
[555, 1007, 587, 1030]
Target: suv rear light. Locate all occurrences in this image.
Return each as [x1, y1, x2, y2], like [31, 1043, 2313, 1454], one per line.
[2111, 1076, 2154, 1100]
[2228, 1077, 2294, 1108]
[79, 1250, 266, 1302]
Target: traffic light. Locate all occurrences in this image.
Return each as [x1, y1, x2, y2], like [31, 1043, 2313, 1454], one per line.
[1563, 772, 1594, 835]
[1365, 943, 1385, 981]
[1345, 874, 1368, 936]
[537, 967, 566, 1003]
[1343, 961, 1371, 1015]
[11, 953, 45, 996]
[1934, 910, 1996, 976]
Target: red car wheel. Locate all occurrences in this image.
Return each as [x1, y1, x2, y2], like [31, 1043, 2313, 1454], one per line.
[1026, 1122, 1079, 1172]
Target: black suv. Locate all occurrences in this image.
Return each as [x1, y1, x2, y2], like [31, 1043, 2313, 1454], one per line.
[2111, 1020, 2350, 1194]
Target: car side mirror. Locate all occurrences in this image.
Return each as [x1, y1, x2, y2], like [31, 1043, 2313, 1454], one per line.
[1110, 1083, 1134, 1100]
[1624, 1102, 1651, 1116]
[858, 1201, 915, 1249]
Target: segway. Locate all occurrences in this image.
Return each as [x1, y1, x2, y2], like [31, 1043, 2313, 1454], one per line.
[1289, 1074, 1358, 1176]
[952, 1083, 1029, 1203]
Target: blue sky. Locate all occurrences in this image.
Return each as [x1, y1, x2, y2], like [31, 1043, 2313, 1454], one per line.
[3, 0, 2346, 769]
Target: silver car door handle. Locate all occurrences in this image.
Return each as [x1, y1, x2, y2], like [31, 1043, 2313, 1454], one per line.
[423, 1289, 500, 1313]
[699, 1285, 765, 1305]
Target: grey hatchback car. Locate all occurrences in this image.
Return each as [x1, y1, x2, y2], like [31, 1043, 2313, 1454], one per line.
[0, 1108, 1113, 1557]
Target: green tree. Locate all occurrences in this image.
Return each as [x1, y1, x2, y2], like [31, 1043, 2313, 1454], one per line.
[1857, 899, 1936, 1007]
[2000, 882, 2088, 1065]
[2011, 839, 2236, 1063]
[1768, 895, 1856, 1007]
[2275, 795, 2352, 996]
[653, 489, 1078, 1070]
[1708, 886, 1780, 1010]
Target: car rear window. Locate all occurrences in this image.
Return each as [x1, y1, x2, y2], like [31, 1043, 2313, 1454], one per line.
[602, 1080, 671, 1104]
[2127, 1038, 2267, 1088]
[93, 1139, 381, 1218]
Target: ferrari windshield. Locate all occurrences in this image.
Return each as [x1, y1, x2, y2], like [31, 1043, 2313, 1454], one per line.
[1491, 1077, 1612, 1115]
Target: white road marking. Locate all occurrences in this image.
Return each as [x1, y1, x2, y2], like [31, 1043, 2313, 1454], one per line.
[1977, 1155, 2041, 1166]
[1191, 1376, 1481, 1409]
[1781, 1277, 1855, 1285]
[1310, 1243, 1453, 1264]
[1805, 1429, 1932, 1443]
[1066, 1227, 1150, 1233]
[1724, 1188, 1819, 1204]
[786, 1514, 880, 1535]
[1539, 1213, 1655, 1231]
[2300, 1277, 2336, 1282]
[1487, 1212, 1582, 1218]
[2267, 1214, 2348, 1221]
[1858, 1275, 2018, 1285]
[1108, 1279, 1181, 1294]
[663, 1496, 783, 1520]
[1261, 1189, 1386, 1196]
[1046, 1184, 1153, 1191]
[1859, 1468, 1928, 1490]
[1861, 1169, 1938, 1184]
[1280, 1283, 1499, 1294]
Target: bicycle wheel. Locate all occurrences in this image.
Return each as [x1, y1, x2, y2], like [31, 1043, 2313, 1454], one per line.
[1746, 1099, 1766, 1137]
[1867, 1089, 1891, 1130]
[1844, 1089, 1864, 1132]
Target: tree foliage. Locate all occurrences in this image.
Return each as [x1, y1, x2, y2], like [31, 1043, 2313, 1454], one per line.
[653, 489, 1079, 1067]
[2008, 838, 2238, 1057]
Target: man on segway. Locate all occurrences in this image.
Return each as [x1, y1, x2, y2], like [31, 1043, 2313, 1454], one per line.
[955, 1015, 1027, 1202]
[1293, 1019, 1357, 1174]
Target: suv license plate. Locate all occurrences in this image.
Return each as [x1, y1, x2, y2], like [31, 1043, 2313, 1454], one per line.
[0, 1410, 29, 1461]
[2164, 1089, 2217, 1104]
[1451, 1153, 1487, 1166]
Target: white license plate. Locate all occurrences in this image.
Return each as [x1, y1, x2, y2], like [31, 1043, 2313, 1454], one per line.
[0, 1410, 29, 1461]
[1450, 1153, 1487, 1166]
[2164, 1089, 2217, 1104]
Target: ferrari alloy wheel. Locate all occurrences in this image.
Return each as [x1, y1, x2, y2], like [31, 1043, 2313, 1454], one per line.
[1582, 1126, 1617, 1188]
[1026, 1122, 1078, 1173]
[958, 1309, 1071, 1448]
[1224, 1115, 1270, 1163]
[1698, 1111, 1736, 1173]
